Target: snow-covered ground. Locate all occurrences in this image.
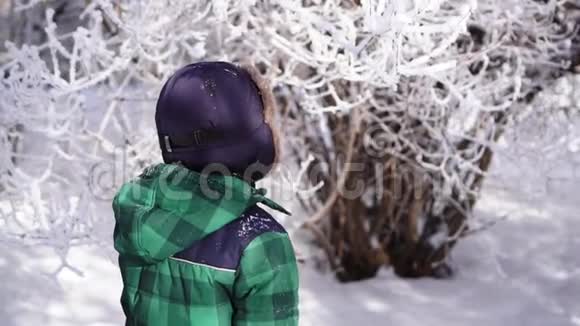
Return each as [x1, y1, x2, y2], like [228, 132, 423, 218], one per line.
[1, 125, 579, 326]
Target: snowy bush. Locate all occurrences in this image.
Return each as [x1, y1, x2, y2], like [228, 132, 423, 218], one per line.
[0, 0, 578, 278]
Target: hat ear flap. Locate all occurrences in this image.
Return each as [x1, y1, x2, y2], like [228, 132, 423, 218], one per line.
[241, 64, 281, 168]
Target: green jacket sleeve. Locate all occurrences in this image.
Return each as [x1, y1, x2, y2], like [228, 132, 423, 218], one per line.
[233, 232, 300, 326]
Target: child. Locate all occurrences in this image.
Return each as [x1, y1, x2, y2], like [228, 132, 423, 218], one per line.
[112, 62, 299, 326]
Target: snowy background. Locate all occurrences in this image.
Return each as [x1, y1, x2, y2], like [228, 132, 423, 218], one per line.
[1, 99, 579, 325]
[1, 0, 580, 325]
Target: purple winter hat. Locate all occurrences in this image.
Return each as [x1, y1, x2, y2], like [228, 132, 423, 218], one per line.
[155, 61, 277, 181]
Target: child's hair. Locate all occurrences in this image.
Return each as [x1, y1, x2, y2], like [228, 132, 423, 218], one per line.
[155, 62, 280, 181]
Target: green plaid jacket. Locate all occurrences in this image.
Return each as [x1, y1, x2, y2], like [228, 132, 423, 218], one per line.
[112, 164, 299, 326]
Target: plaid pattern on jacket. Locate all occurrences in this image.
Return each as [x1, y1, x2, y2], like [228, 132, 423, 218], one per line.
[113, 163, 299, 326]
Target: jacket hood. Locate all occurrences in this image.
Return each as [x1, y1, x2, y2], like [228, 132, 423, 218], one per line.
[112, 163, 290, 264]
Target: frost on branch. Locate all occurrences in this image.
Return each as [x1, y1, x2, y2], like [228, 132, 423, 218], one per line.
[0, 0, 577, 278]
[284, 0, 579, 279]
[0, 1, 471, 253]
